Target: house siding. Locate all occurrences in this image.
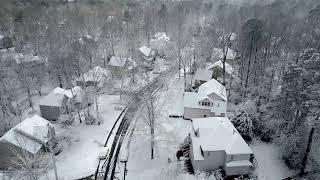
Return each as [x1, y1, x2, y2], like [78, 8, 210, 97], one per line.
[39, 105, 61, 121]
[224, 165, 251, 176]
[191, 150, 226, 172]
[184, 107, 211, 120]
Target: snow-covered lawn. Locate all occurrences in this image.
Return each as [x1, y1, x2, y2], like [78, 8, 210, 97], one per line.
[46, 95, 125, 179]
[251, 140, 296, 180]
[125, 74, 193, 180]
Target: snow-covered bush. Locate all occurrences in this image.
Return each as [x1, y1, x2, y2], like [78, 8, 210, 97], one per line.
[278, 127, 307, 169]
[85, 114, 97, 125]
[213, 169, 223, 180]
[233, 109, 253, 141]
[58, 114, 75, 126]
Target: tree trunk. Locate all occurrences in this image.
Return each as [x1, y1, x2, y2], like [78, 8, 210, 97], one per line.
[244, 35, 254, 97]
[299, 127, 315, 176]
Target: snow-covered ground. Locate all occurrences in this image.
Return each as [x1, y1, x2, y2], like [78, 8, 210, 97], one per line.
[251, 140, 296, 180]
[46, 95, 125, 179]
[124, 74, 193, 180]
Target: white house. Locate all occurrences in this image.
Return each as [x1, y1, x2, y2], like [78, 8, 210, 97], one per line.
[0, 115, 55, 169]
[190, 117, 253, 176]
[193, 69, 213, 87]
[76, 66, 110, 87]
[138, 46, 156, 61]
[184, 78, 227, 119]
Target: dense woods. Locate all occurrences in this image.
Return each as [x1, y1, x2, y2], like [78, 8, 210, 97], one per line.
[1, 0, 320, 179]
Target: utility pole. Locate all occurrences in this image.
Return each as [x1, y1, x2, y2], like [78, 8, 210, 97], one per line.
[123, 161, 127, 180]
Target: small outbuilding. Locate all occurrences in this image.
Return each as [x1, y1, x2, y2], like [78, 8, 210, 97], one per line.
[0, 115, 55, 169]
[76, 66, 110, 87]
[39, 87, 73, 121]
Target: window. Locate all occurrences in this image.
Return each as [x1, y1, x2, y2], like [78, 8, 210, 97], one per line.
[200, 146, 204, 157]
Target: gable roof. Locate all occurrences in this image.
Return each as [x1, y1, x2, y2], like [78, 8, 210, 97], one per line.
[109, 56, 127, 67]
[0, 115, 52, 154]
[194, 69, 213, 82]
[198, 78, 227, 101]
[81, 66, 110, 82]
[207, 60, 234, 75]
[211, 48, 236, 60]
[184, 92, 212, 110]
[192, 117, 252, 155]
[39, 87, 69, 107]
[139, 46, 153, 57]
[153, 32, 170, 41]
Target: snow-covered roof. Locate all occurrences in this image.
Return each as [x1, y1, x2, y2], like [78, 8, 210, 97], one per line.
[78, 35, 94, 45]
[211, 48, 236, 60]
[139, 46, 153, 57]
[0, 115, 52, 154]
[198, 78, 227, 101]
[109, 56, 127, 67]
[192, 117, 252, 155]
[53, 87, 73, 98]
[230, 33, 237, 41]
[15, 54, 43, 64]
[153, 32, 170, 41]
[207, 60, 234, 75]
[66, 86, 83, 102]
[194, 69, 213, 82]
[39, 87, 69, 107]
[81, 66, 110, 82]
[225, 160, 252, 167]
[184, 92, 212, 110]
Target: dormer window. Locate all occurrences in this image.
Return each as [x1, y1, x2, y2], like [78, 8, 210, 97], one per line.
[199, 100, 213, 107]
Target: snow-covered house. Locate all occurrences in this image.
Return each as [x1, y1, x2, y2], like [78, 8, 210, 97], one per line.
[207, 60, 234, 83]
[138, 46, 156, 62]
[108, 56, 130, 77]
[190, 117, 253, 176]
[184, 78, 227, 119]
[211, 48, 236, 62]
[193, 69, 213, 87]
[0, 115, 55, 169]
[153, 32, 170, 41]
[39, 87, 73, 121]
[76, 66, 110, 87]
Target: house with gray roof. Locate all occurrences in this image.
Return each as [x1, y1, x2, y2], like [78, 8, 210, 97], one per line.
[190, 117, 253, 176]
[184, 78, 227, 119]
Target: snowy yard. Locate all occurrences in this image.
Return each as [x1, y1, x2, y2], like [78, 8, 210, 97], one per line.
[46, 95, 125, 179]
[125, 74, 193, 180]
[251, 140, 296, 180]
